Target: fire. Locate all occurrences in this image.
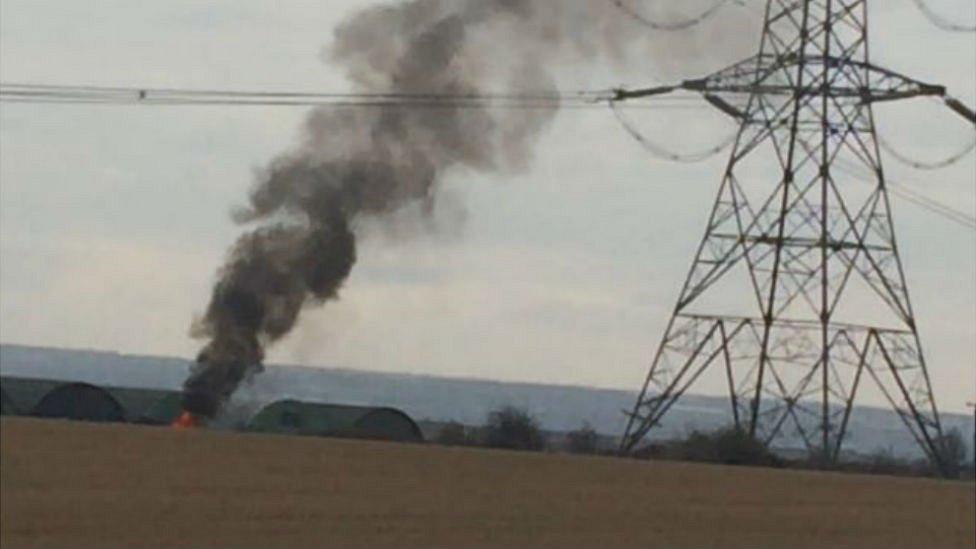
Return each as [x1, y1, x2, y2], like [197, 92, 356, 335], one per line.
[171, 411, 199, 429]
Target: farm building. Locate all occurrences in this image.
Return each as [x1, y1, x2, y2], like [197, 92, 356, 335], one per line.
[1, 377, 83, 419]
[32, 382, 126, 422]
[0, 376, 181, 424]
[1, 386, 15, 415]
[248, 399, 424, 443]
[1, 377, 423, 443]
[138, 392, 184, 425]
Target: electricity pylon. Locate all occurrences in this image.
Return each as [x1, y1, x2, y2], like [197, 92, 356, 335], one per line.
[614, 0, 976, 475]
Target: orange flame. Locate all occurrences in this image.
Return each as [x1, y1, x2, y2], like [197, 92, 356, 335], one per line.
[172, 411, 199, 429]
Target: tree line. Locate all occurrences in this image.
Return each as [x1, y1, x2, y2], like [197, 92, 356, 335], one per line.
[433, 405, 975, 480]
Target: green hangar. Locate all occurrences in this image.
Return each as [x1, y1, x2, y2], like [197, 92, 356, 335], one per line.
[248, 399, 424, 443]
[0, 376, 423, 444]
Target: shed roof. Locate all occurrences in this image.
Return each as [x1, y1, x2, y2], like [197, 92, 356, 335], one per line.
[1, 385, 15, 415]
[0, 376, 178, 422]
[0, 376, 62, 415]
[1, 376, 422, 443]
[32, 382, 126, 423]
[140, 392, 184, 424]
[248, 399, 423, 442]
[109, 387, 178, 422]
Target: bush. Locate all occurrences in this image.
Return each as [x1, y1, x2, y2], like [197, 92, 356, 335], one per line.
[483, 406, 545, 452]
[435, 421, 477, 447]
[567, 423, 599, 455]
[863, 447, 911, 476]
[712, 428, 780, 466]
[651, 426, 781, 467]
[936, 428, 968, 478]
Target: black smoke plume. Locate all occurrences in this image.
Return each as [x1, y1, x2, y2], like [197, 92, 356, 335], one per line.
[181, 0, 750, 418]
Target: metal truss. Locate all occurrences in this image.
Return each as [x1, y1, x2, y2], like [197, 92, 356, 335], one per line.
[619, 0, 963, 475]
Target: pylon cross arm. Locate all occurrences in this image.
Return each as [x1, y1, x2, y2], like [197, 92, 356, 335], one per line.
[681, 56, 946, 104]
[612, 54, 975, 126]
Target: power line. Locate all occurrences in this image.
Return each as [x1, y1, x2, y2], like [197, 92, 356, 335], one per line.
[4, 84, 970, 230]
[834, 159, 976, 231]
[609, 0, 738, 31]
[609, 100, 736, 162]
[878, 133, 976, 170]
[0, 97, 707, 111]
[0, 82, 599, 108]
[886, 180, 976, 230]
[1, 82, 598, 101]
[0, 82, 705, 111]
[911, 0, 976, 33]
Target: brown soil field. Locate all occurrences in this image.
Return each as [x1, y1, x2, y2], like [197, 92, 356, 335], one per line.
[1, 418, 973, 549]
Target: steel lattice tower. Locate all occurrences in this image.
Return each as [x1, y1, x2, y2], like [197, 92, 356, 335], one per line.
[616, 0, 975, 474]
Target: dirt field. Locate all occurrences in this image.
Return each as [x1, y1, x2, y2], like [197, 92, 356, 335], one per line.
[1, 418, 973, 549]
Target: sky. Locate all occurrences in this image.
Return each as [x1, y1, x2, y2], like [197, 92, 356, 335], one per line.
[1, 0, 974, 413]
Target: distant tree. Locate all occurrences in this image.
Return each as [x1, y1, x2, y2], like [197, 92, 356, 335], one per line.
[672, 426, 781, 467]
[715, 428, 781, 467]
[936, 428, 967, 478]
[864, 447, 909, 476]
[435, 421, 477, 447]
[806, 444, 831, 468]
[566, 423, 599, 455]
[483, 406, 545, 452]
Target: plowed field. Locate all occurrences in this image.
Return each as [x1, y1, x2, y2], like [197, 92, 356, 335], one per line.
[2, 418, 973, 548]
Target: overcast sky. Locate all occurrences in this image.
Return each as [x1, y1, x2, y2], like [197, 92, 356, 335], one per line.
[1, 0, 974, 412]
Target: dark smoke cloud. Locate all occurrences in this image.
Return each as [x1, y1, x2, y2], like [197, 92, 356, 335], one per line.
[182, 0, 753, 418]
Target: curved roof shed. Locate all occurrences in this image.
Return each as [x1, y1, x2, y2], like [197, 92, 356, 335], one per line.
[0, 376, 181, 424]
[32, 382, 126, 423]
[1, 386, 15, 415]
[104, 387, 181, 424]
[0, 376, 63, 415]
[139, 392, 184, 425]
[248, 399, 423, 443]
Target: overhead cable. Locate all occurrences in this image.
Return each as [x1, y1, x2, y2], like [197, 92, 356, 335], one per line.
[1, 82, 598, 102]
[834, 159, 976, 231]
[910, 0, 976, 33]
[609, 100, 736, 163]
[878, 134, 976, 170]
[608, 0, 734, 31]
[887, 180, 976, 230]
[0, 82, 707, 112]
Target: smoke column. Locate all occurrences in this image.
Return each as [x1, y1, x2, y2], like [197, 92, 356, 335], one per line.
[181, 0, 748, 418]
